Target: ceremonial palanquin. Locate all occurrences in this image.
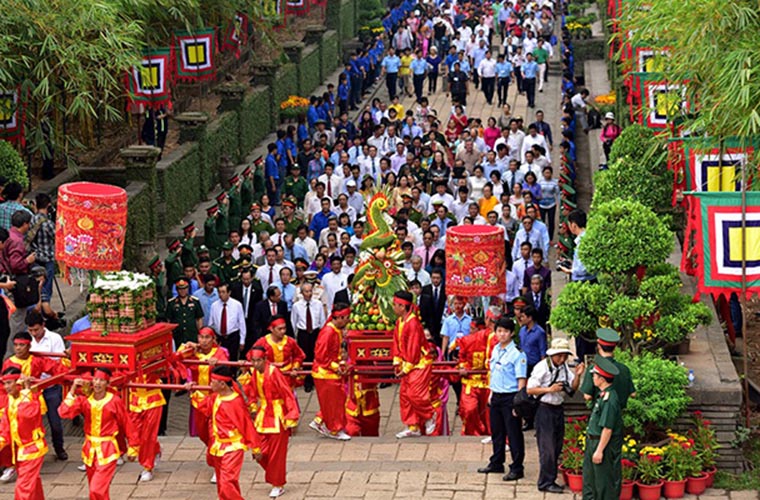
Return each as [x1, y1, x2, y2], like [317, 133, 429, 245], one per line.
[88, 271, 157, 334]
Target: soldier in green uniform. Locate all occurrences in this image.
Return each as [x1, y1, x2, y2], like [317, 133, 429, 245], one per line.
[227, 173, 242, 224]
[213, 241, 238, 285]
[248, 203, 274, 236]
[148, 256, 167, 321]
[203, 205, 223, 256]
[166, 279, 204, 346]
[164, 239, 184, 290]
[181, 222, 198, 268]
[281, 199, 303, 236]
[582, 356, 622, 500]
[283, 164, 308, 206]
[215, 192, 230, 245]
[252, 156, 266, 198]
[580, 328, 636, 498]
[240, 165, 254, 211]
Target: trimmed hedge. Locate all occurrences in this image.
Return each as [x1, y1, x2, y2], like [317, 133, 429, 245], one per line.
[300, 45, 322, 96]
[321, 30, 340, 81]
[123, 182, 154, 270]
[157, 142, 202, 229]
[200, 111, 240, 194]
[239, 87, 272, 156]
[272, 63, 299, 126]
[340, 0, 357, 40]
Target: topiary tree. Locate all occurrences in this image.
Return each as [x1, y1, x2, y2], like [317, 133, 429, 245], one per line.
[593, 156, 672, 215]
[579, 199, 673, 278]
[609, 123, 662, 163]
[0, 140, 29, 189]
[550, 280, 614, 345]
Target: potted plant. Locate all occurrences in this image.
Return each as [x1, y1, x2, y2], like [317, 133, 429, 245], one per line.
[635, 447, 664, 500]
[620, 459, 637, 500]
[279, 95, 309, 123]
[662, 434, 698, 498]
[688, 410, 719, 488]
[560, 445, 584, 493]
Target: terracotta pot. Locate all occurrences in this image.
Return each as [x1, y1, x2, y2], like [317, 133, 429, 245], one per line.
[663, 478, 687, 498]
[565, 472, 583, 493]
[704, 466, 717, 487]
[635, 480, 664, 500]
[686, 473, 709, 495]
[619, 479, 634, 500]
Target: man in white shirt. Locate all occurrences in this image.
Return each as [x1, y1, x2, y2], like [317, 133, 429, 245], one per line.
[318, 216, 346, 247]
[209, 283, 247, 360]
[255, 247, 284, 291]
[451, 186, 472, 222]
[507, 120, 526, 162]
[427, 182, 455, 214]
[291, 282, 326, 392]
[477, 50, 498, 105]
[321, 256, 347, 311]
[270, 218, 289, 248]
[406, 255, 432, 286]
[335, 193, 357, 224]
[345, 179, 364, 216]
[305, 182, 334, 222]
[27, 310, 67, 460]
[296, 226, 318, 262]
[521, 124, 551, 164]
[360, 145, 383, 184]
[317, 163, 343, 200]
[390, 142, 408, 173]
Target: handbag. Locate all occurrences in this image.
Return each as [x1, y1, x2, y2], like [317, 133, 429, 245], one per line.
[512, 359, 562, 419]
[12, 274, 39, 309]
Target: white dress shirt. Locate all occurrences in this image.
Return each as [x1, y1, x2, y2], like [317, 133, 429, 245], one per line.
[209, 297, 247, 346]
[478, 58, 497, 78]
[30, 329, 66, 379]
[256, 262, 284, 291]
[296, 236, 318, 261]
[528, 358, 576, 406]
[321, 271, 347, 311]
[406, 268, 432, 286]
[291, 298, 327, 332]
[318, 173, 344, 199]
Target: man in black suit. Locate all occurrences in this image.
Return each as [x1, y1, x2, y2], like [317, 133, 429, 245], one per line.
[250, 286, 291, 345]
[524, 274, 550, 331]
[333, 274, 354, 305]
[230, 268, 264, 355]
[420, 268, 446, 345]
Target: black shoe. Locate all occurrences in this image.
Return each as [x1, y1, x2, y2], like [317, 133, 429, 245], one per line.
[56, 450, 69, 461]
[522, 423, 534, 431]
[503, 471, 524, 481]
[304, 385, 313, 393]
[540, 483, 565, 494]
[477, 466, 505, 474]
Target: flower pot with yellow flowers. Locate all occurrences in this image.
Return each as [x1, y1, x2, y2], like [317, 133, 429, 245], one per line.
[279, 95, 309, 123]
[635, 447, 664, 500]
[662, 433, 700, 498]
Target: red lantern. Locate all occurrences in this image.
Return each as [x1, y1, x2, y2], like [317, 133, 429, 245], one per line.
[55, 182, 128, 278]
[446, 225, 506, 297]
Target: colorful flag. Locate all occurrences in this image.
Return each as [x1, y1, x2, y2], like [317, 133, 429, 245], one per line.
[125, 49, 173, 111]
[174, 29, 216, 82]
[682, 137, 759, 195]
[286, 0, 310, 15]
[633, 72, 690, 129]
[682, 192, 760, 298]
[264, 0, 287, 27]
[222, 12, 249, 57]
[0, 88, 24, 146]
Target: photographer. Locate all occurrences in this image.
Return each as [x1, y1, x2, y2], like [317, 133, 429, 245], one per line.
[527, 339, 584, 494]
[0, 210, 36, 341]
[29, 193, 60, 325]
[0, 227, 17, 359]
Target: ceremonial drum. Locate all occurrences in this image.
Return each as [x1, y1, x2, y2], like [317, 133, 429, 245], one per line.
[445, 225, 506, 297]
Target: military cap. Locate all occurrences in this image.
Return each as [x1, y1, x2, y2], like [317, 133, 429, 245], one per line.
[253, 156, 264, 167]
[215, 192, 227, 203]
[229, 174, 240, 184]
[183, 222, 196, 234]
[561, 199, 577, 211]
[242, 166, 252, 177]
[250, 203, 261, 211]
[207, 205, 219, 216]
[148, 256, 162, 270]
[168, 239, 182, 252]
[596, 328, 621, 347]
[222, 241, 234, 250]
[592, 356, 620, 379]
[282, 199, 296, 208]
[197, 245, 210, 254]
[175, 279, 189, 289]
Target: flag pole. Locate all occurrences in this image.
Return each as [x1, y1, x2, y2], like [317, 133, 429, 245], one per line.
[740, 139, 750, 428]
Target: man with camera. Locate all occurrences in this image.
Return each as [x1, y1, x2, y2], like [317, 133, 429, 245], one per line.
[29, 194, 60, 326]
[0, 210, 37, 347]
[527, 338, 584, 494]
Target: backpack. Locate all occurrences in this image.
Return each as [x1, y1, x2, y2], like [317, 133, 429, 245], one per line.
[512, 359, 563, 419]
[587, 108, 602, 130]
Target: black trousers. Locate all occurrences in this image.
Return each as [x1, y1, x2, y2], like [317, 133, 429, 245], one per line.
[524, 77, 537, 107]
[542, 204, 557, 241]
[497, 77, 510, 106]
[488, 392, 525, 473]
[514, 66, 523, 92]
[413, 74, 425, 102]
[428, 72, 438, 93]
[472, 70, 480, 89]
[452, 91, 467, 107]
[297, 328, 319, 390]
[481, 77, 496, 104]
[43, 385, 65, 452]
[386, 72, 398, 100]
[535, 403, 564, 489]
[217, 330, 241, 361]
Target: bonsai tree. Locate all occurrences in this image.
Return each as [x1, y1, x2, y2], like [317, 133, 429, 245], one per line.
[0, 140, 29, 189]
[593, 156, 672, 216]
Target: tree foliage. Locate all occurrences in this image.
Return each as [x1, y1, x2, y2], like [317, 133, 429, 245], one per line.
[0, 140, 29, 189]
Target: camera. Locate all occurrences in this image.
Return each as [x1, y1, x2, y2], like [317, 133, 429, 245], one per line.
[561, 381, 575, 397]
[556, 258, 572, 272]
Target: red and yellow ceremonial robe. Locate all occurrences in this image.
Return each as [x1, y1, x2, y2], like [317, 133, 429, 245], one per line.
[311, 321, 348, 434]
[253, 334, 306, 389]
[458, 329, 498, 436]
[392, 311, 434, 430]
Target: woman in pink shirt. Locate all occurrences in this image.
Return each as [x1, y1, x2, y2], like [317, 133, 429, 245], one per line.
[483, 116, 501, 150]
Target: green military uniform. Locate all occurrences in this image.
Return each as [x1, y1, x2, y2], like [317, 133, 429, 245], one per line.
[582, 357, 622, 500]
[250, 218, 274, 236]
[181, 236, 197, 268]
[282, 214, 303, 236]
[241, 168, 254, 210]
[213, 243, 238, 284]
[148, 256, 167, 321]
[228, 181, 242, 225]
[253, 162, 266, 196]
[203, 206, 222, 256]
[166, 291, 204, 346]
[408, 207, 424, 225]
[215, 199, 230, 243]
[164, 243, 183, 290]
[284, 174, 309, 206]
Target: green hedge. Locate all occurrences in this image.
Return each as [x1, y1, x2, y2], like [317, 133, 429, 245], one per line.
[340, 0, 357, 40]
[272, 63, 299, 126]
[157, 142, 202, 229]
[239, 87, 272, 156]
[200, 111, 240, 194]
[123, 182, 154, 270]
[321, 30, 340, 83]
[300, 46, 322, 96]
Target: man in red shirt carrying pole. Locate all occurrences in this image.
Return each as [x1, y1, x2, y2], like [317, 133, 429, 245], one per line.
[392, 291, 436, 438]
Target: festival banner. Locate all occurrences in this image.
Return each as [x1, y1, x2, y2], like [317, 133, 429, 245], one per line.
[633, 72, 690, 130]
[285, 0, 310, 15]
[681, 192, 760, 298]
[125, 48, 173, 111]
[682, 137, 760, 195]
[174, 29, 216, 82]
[264, 0, 287, 28]
[0, 88, 24, 146]
[221, 12, 249, 57]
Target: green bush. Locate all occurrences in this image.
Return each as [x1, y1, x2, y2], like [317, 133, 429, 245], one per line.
[550, 280, 614, 340]
[609, 123, 663, 164]
[593, 156, 672, 214]
[0, 140, 29, 189]
[616, 350, 691, 439]
[579, 199, 674, 276]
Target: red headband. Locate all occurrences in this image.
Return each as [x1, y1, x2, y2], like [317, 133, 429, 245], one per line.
[332, 307, 351, 317]
[210, 373, 232, 382]
[247, 349, 266, 360]
[269, 318, 286, 329]
[13, 338, 31, 345]
[592, 365, 615, 379]
[393, 296, 412, 306]
[198, 327, 216, 338]
[93, 369, 111, 381]
[597, 339, 617, 347]
[1, 373, 21, 382]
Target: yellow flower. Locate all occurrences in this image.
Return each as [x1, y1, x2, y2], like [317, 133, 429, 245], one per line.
[633, 331, 643, 340]
[628, 439, 637, 447]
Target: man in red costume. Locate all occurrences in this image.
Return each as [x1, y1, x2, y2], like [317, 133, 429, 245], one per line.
[240, 346, 300, 498]
[252, 315, 306, 390]
[345, 375, 380, 437]
[126, 369, 165, 482]
[175, 326, 228, 483]
[310, 302, 352, 441]
[457, 312, 500, 436]
[1, 331, 67, 483]
[59, 368, 129, 500]
[392, 290, 436, 439]
[0, 368, 47, 500]
[192, 366, 257, 500]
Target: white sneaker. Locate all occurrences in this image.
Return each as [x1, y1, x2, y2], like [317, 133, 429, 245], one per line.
[481, 436, 492, 444]
[269, 486, 285, 498]
[139, 470, 154, 482]
[210, 472, 217, 484]
[309, 419, 327, 436]
[117, 456, 125, 466]
[425, 413, 437, 435]
[334, 430, 351, 441]
[0, 467, 16, 483]
[395, 428, 422, 439]
[77, 464, 87, 472]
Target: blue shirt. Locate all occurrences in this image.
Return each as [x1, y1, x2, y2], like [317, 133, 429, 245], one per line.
[471, 47, 487, 69]
[489, 341, 527, 393]
[309, 210, 335, 240]
[381, 55, 401, 73]
[276, 139, 288, 167]
[192, 287, 219, 326]
[276, 282, 297, 311]
[522, 61, 539, 79]
[452, 58, 471, 73]
[441, 312, 472, 344]
[284, 243, 308, 263]
[71, 315, 91, 334]
[307, 106, 319, 129]
[172, 278, 200, 297]
[518, 323, 547, 366]
[338, 82, 350, 100]
[410, 58, 428, 75]
[445, 53, 458, 70]
[572, 231, 596, 282]
[265, 153, 279, 180]
[495, 61, 514, 78]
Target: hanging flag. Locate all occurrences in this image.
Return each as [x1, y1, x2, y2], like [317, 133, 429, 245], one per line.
[633, 72, 690, 129]
[222, 12, 250, 57]
[286, 0, 310, 15]
[680, 137, 760, 201]
[125, 49, 173, 111]
[174, 29, 217, 82]
[682, 192, 760, 298]
[0, 88, 24, 146]
[263, 0, 287, 27]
